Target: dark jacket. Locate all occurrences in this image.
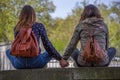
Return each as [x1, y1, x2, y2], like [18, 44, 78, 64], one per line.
[14, 23, 62, 61]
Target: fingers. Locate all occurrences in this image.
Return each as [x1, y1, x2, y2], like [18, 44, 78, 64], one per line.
[59, 58, 69, 68]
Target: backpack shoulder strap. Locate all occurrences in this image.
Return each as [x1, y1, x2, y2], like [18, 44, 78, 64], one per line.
[83, 24, 94, 37]
[19, 28, 32, 41]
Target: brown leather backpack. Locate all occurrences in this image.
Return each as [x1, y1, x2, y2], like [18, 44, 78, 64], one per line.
[82, 26, 105, 63]
[11, 27, 39, 57]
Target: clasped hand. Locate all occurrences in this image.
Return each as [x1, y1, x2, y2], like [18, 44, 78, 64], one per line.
[59, 58, 69, 68]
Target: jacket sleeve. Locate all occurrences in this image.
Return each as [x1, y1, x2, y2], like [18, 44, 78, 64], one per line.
[63, 24, 81, 60]
[104, 23, 109, 49]
[38, 23, 62, 61]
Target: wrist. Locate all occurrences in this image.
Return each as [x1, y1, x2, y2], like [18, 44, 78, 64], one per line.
[62, 57, 68, 60]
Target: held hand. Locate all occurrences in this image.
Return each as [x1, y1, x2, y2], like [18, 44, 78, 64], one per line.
[59, 58, 69, 68]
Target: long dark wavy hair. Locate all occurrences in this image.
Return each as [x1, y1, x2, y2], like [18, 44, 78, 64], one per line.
[15, 5, 36, 32]
[79, 4, 103, 22]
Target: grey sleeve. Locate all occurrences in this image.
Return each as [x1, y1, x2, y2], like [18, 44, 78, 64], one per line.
[63, 24, 81, 60]
[103, 23, 109, 49]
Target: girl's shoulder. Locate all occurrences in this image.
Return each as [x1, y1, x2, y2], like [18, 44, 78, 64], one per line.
[32, 22, 45, 29]
[76, 22, 85, 29]
[34, 22, 44, 27]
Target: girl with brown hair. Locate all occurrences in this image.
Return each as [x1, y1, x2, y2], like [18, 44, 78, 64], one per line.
[60, 4, 116, 67]
[6, 5, 62, 69]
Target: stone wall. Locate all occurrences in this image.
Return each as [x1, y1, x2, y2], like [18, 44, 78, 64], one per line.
[0, 67, 120, 80]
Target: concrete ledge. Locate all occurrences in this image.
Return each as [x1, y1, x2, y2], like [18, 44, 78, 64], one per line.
[0, 67, 120, 80]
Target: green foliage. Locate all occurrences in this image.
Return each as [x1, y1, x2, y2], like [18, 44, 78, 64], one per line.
[0, 0, 120, 56]
[50, 1, 120, 55]
[0, 0, 55, 42]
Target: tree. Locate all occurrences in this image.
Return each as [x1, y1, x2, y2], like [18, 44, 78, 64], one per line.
[0, 0, 55, 42]
[50, 0, 120, 56]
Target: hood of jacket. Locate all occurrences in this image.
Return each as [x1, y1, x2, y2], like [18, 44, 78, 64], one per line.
[81, 17, 104, 27]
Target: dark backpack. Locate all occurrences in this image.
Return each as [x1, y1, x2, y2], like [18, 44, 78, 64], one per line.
[11, 27, 39, 57]
[82, 26, 105, 63]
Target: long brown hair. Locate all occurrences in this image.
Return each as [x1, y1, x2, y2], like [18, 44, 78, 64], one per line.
[80, 4, 102, 22]
[15, 5, 36, 31]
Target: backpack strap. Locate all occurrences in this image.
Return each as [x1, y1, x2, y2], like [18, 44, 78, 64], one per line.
[83, 24, 94, 43]
[83, 23, 105, 37]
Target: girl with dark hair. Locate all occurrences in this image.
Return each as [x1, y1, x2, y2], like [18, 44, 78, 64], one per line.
[6, 5, 62, 69]
[60, 4, 116, 67]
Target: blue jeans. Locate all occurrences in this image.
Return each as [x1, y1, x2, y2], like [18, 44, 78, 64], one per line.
[71, 47, 116, 67]
[6, 49, 51, 69]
